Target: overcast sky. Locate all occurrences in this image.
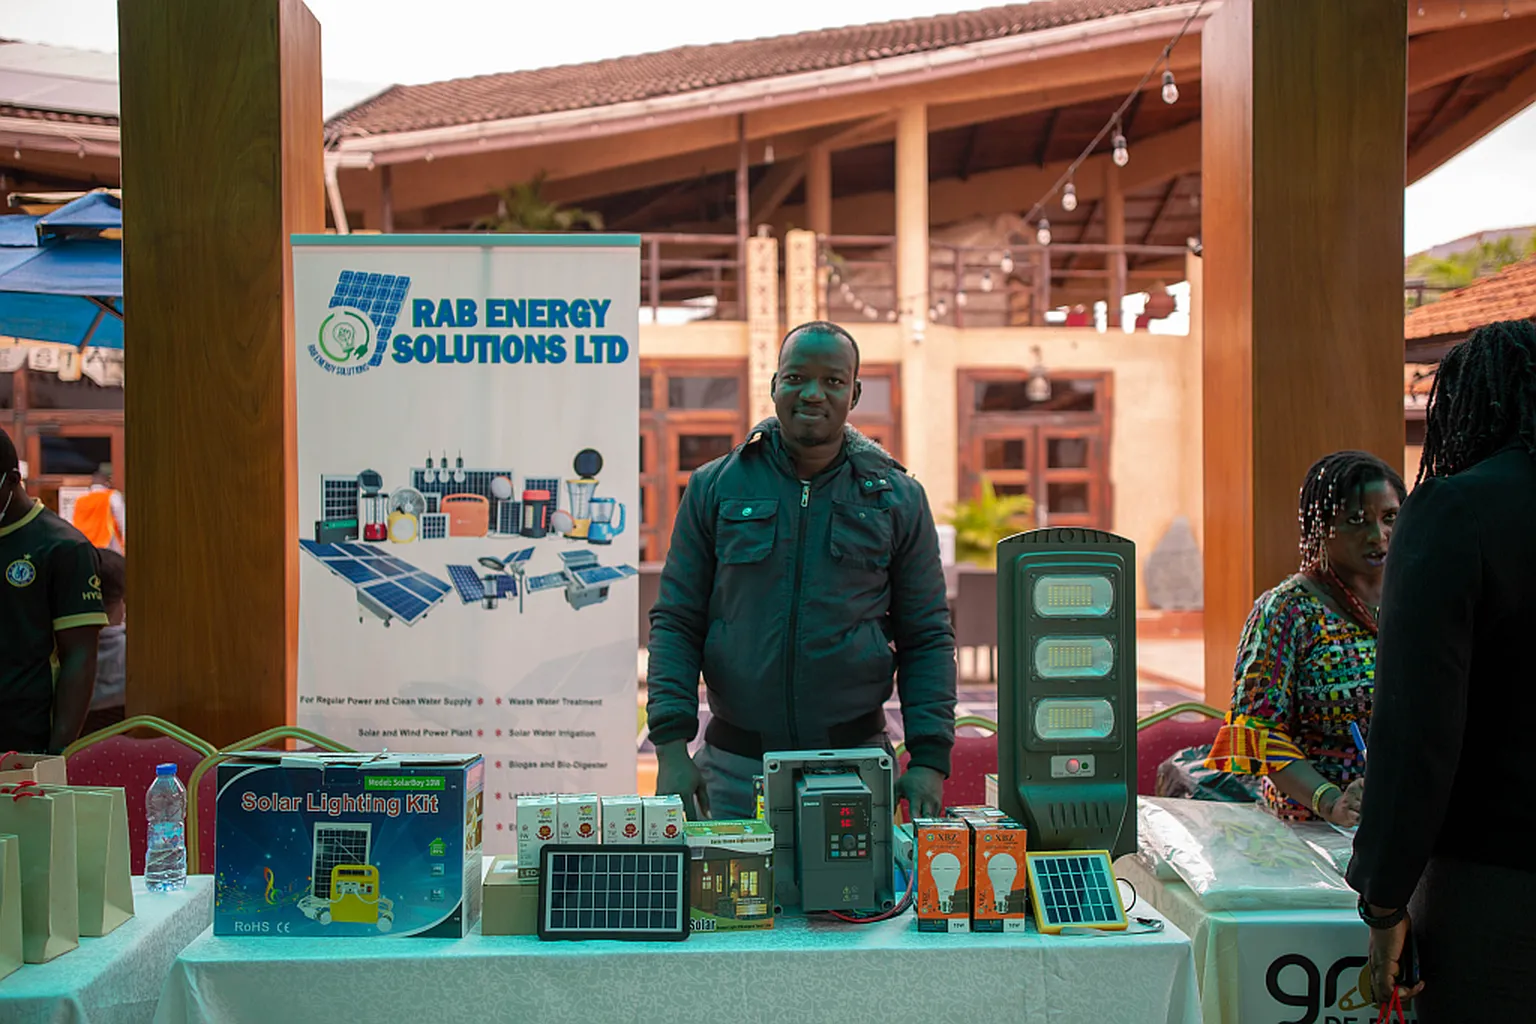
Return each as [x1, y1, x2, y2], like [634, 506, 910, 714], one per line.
[3, 0, 1532, 254]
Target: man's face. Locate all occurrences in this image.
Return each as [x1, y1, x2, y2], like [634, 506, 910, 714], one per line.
[772, 329, 860, 448]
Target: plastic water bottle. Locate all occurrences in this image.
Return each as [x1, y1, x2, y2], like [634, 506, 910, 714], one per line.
[145, 762, 188, 892]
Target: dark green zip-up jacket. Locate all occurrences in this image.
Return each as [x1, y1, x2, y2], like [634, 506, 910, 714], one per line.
[646, 418, 957, 775]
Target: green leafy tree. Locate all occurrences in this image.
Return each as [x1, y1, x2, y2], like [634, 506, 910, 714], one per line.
[948, 480, 1037, 569]
[1409, 233, 1536, 293]
[473, 172, 604, 232]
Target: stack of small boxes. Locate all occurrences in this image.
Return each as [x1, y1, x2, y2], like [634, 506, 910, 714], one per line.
[913, 805, 1027, 934]
[483, 793, 688, 936]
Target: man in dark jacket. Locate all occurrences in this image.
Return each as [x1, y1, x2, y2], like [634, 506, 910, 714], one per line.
[647, 321, 956, 820]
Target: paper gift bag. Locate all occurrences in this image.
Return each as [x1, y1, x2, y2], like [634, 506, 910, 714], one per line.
[0, 833, 21, 981]
[39, 785, 135, 935]
[0, 752, 68, 786]
[0, 785, 79, 962]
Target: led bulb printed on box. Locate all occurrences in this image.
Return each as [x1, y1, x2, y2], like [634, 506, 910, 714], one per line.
[914, 818, 970, 933]
[602, 795, 643, 845]
[557, 794, 600, 844]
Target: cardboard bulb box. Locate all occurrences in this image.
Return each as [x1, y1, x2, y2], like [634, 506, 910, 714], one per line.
[684, 820, 775, 932]
[481, 857, 539, 937]
[643, 795, 686, 844]
[602, 795, 643, 845]
[961, 817, 1028, 933]
[913, 818, 971, 933]
[214, 752, 484, 938]
[517, 795, 558, 877]
[558, 794, 600, 844]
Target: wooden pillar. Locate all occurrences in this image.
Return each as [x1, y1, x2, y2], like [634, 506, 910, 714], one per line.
[806, 144, 832, 319]
[1200, 0, 1406, 706]
[1104, 161, 1127, 326]
[736, 115, 750, 320]
[118, 0, 324, 744]
[379, 164, 394, 233]
[895, 104, 930, 482]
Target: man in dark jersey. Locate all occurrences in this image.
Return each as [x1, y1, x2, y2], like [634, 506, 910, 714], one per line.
[0, 426, 107, 753]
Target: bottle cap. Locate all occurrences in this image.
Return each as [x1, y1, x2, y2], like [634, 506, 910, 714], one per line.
[155, 763, 178, 776]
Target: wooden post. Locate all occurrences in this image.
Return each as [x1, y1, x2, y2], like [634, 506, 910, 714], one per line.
[806, 144, 832, 319]
[1104, 160, 1127, 325]
[736, 115, 750, 320]
[379, 164, 394, 233]
[118, 0, 324, 744]
[1200, 0, 1406, 707]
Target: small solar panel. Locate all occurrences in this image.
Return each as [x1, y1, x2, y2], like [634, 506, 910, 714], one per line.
[496, 575, 518, 598]
[574, 566, 625, 586]
[398, 575, 446, 602]
[496, 501, 521, 536]
[300, 540, 347, 560]
[332, 559, 382, 585]
[614, 564, 639, 578]
[359, 558, 404, 579]
[360, 581, 432, 624]
[527, 571, 569, 593]
[524, 477, 559, 495]
[420, 513, 448, 540]
[538, 845, 689, 942]
[312, 823, 370, 901]
[504, 547, 535, 566]
[447, 565, 488, 605]
[1025, 851, 1127, 933]
[337, 542, 373, 558]
[558, 550, 598, 570]
[321, 475, 360, 522]
[329, 271, 409, 367]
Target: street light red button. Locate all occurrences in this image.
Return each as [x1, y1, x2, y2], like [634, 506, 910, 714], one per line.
[1067, 759, 1080, 774]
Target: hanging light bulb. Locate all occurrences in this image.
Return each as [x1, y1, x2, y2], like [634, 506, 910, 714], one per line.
[1000, 252, 1015, 275]
[454, 451, 467, 484]
[980, 270, 995, 293]
[1459, 3, 1467, 18]
[1036, 218, 1052, 246]
[764, 143, 775, 164]
[936, 298, 948, 317]
[886, 309, 898, 322]
[1025, 347, 1051, 403]
[1112, 131, 1129, 167]
[852, 297, 865, 312]
[11, 148, 18, 161]
[1161, 69, 1179, 105]
[956, 290, 968, 308]
[1061, 181, 1078, 212]
[864, 305, 878, 320]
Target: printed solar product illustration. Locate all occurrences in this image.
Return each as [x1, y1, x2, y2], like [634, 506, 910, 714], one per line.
[321, 474, 361, 523]
[296, 822, 395, 931]
[410, 453, 515, 505]
[557, 550, 639, 610]
[1025, 851, 1127, 934]
[495, 500, 522, 536]
[526, 571, 569, 594]
[327, 272, 410, 368]
[446, 548, 537, 612]
[311, 823, 371, 902]
[300, 539, 452, 627]
[537, 845, 689, 942]
[419, 513, 448, 541]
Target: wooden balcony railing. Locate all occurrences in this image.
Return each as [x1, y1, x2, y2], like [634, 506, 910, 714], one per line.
[641, 233, 743, 322]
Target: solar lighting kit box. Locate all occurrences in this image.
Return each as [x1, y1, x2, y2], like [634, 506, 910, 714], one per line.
[602, 795, 643, 844]
[214, 752, 484, 938]
[913, 818, 972, 933]
[481, 857, 539, 936]
[952, 814, 1028, 933]
[684, 820, 775, 932]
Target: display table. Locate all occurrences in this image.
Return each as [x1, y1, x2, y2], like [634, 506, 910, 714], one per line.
[1121, 800, 1412, 1024]
[0, 876, 214, 1024]
[154, 904, 1200, 1024]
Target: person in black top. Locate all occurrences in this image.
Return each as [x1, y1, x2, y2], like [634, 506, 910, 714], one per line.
[0, 426, 107, 754]
[1349, 320, 1536, 1020]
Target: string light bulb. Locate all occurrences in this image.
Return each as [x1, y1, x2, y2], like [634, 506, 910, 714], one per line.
[956, 290, 968, 308]
[1112, 131, 1129, 167]
[1000, 252, 1015, 275]
[886, 310, 898, 322]
[980, 270, 995, 293]
[1061, 181, 1078, 212]
[1036, 218, 1052, 246]
[1161, 69, 1179, 105]
[936, 298, 948, 317]
[864, 305, 877, 319]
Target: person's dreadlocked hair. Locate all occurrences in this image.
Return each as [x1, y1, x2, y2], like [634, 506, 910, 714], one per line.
[1418, 319, 1536, 483]
[1296, 451, 1406, 572]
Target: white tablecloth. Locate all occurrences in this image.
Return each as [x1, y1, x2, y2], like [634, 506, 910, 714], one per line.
[155, 904, 1199, 1024]
[0, 876, 214, 1024]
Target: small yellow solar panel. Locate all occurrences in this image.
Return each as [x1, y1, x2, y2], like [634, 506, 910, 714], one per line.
[1026, 850, 1127, 934]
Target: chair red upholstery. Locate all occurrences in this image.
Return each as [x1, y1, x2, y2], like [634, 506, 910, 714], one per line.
[1136, 709, 1223, 796]
[67, 734, 207, 874]
[897, 731, 999, 814]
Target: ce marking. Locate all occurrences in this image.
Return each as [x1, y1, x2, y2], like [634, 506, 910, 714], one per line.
[277, 922, 292, 934]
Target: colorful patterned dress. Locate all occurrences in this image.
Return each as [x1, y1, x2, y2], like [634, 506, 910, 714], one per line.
[1205, 575, 1373, 821]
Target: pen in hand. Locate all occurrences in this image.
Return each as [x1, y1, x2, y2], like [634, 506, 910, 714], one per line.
[1349, 720, 1367, 761]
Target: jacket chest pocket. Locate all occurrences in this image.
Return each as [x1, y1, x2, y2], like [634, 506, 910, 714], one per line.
[829, 500, 893, 571]
[715, 498, 779, 565]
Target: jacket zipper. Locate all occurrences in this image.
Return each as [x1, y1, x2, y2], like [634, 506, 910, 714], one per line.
[783, 480, 811, 747]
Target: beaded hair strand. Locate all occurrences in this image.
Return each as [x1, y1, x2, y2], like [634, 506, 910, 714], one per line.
[1296, 451, 1407, 572]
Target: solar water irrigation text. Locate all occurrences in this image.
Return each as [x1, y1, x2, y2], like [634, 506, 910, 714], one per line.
[394, 297, 629, 365]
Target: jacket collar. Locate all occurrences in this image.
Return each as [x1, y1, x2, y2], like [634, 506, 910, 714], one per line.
[742, 418, 902, 494]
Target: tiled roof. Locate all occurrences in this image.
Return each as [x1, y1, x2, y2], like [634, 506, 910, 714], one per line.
[1404, 256, 1536, 341]
[326, 0, 1183, 138]
[0, 103, 117, 127]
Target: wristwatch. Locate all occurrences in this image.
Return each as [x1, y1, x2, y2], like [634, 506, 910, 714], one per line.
[1357, 895, 1406, 929]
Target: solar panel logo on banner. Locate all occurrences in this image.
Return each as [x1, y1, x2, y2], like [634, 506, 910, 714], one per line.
[311, 271, 411, 376]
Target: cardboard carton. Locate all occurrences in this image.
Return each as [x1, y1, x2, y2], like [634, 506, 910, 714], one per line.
[602, 795, 643, 845]
[481, 857, 539, 936]
[684, 821, 774, 932]
[914, 818, 970, 933]
[642, 795, 685, 844]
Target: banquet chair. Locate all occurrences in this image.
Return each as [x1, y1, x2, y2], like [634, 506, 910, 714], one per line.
[1134, 702, 1224, 796]
[894, 715, 998, 821]
[64, 715, 219, 874]
[186, 726, 355, 874]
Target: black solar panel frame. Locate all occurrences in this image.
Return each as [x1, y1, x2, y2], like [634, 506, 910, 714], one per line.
[537, 844, 690, 943]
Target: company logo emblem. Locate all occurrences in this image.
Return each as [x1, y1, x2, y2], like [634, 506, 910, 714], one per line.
[310, 270, 411, 377]
[5, 557, 35, 588]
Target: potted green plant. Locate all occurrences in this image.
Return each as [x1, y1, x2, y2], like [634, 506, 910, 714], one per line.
[947, 481, 1037, 569]
[473, 172, 605, 233]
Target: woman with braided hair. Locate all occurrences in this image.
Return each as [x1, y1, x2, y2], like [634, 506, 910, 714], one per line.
[1348, 319, 1536, 1021]
[1206, 450, 1405, 825]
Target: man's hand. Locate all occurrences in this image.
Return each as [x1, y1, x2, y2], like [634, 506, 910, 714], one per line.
[1323, 779, 1365, 827]
[894, 765, 945, 819]
[654, 741, 710, 820]
[1366, 912, 1424, 1008]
